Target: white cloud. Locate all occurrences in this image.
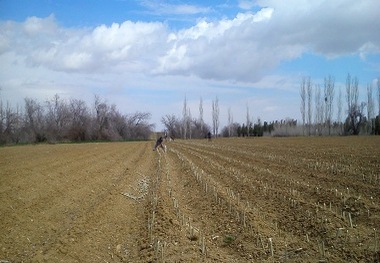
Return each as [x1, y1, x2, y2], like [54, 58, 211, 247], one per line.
[21, 14, 57, 36]
[1, 1, 379, 81]
[359, 42, 380, 60]
[35, 19, 165, 73]
[154, 8, 277, 81]
[256, 0, 380, 56]
[151, 0, 380, 81]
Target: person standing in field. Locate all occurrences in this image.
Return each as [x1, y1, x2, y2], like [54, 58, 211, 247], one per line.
[153, 136, 166, 152]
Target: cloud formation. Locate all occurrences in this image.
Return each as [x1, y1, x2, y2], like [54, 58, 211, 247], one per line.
[1, 0, 379, 84]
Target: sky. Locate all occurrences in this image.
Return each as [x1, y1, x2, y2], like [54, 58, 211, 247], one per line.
[0, 0, 379, 131]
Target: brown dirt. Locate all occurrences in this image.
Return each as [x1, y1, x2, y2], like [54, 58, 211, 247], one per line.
[1, 137, 379, 262]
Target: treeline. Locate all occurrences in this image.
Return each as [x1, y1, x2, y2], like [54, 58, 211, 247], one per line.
[2, 74, 379, 145]
[161, 113, 297, 139]
[300, 74, 380, 136]
[161, 95, 294, 139]
[0, 94, 153, 145]
[235, 120, 276, 137]
[161, 73, 380, 140]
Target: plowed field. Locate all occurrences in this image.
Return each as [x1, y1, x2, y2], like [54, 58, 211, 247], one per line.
[1, 137, 379, 262]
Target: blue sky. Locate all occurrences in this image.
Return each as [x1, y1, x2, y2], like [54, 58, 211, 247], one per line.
[1, 0, 379, 130]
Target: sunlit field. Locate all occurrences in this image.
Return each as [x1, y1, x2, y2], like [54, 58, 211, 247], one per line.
[1, 136, 379, 262]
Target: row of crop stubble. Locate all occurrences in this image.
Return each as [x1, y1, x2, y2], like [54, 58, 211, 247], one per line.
[161, 136, 380, 262]
[1, 136, 379, 262]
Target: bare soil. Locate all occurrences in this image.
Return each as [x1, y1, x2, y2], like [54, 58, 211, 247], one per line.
[1, 137, 379, 262]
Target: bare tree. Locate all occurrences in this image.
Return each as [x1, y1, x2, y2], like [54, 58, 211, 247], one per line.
[300, 77, 306, 136]
[13, 104, 22, 143]
[228, 107, 233, 137]
[1, 101, 21, 143]
[187, 107, 192, 139]
[46, 94, 70, 141]
[221, 122, 239, 137]
[94, 95, 111, 140]
[246, 103, 250, 137]
[1, 93, 156, 144]
[125, 111, 154, 139]
[182, 95, 188, 139]
[337, 87, 343, 134]
[367, 83, 375, 134]
[68, 99, 89, 141]
[346, 74, 359, 113]
[108, 107, 127, 140]
[377, 77, 380, 116]
[24, 98, 46, 142]
[161, 114, 180, 139]
[315, 84, 324, 135]
[344, 74, 363, 135]
[376, 78, 380, 135]
[0, 101, 19, 143]
[212, 96, 219, 137]
[306, 77, 312, 135]
[0, 99, 4, 142]
[199, 97, 204, 132]
[324, 75, 335, 135]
